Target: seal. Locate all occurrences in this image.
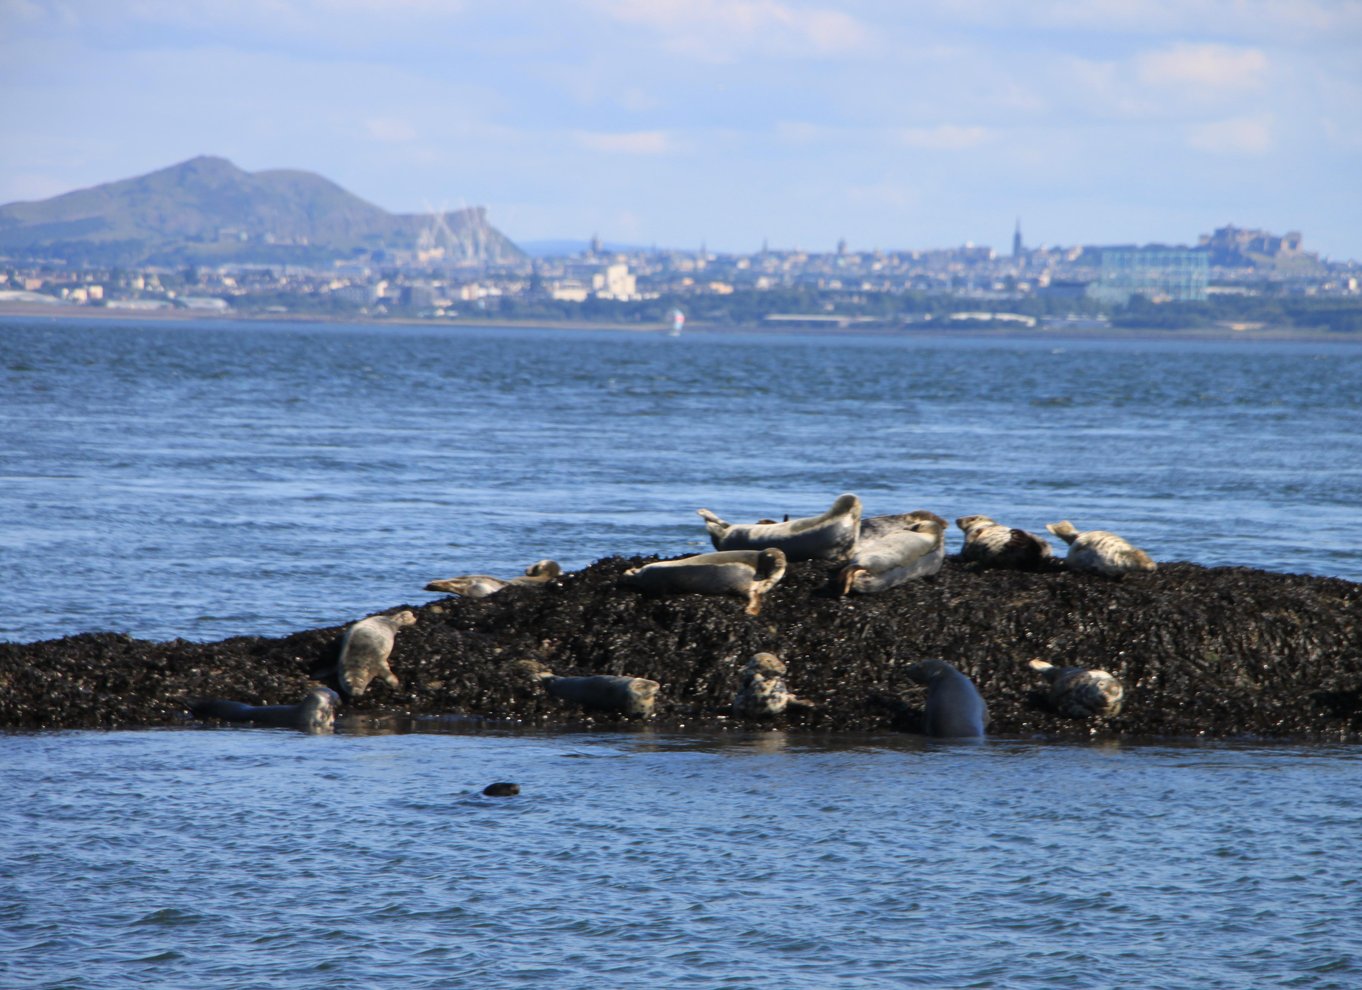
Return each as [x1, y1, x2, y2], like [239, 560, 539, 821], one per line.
[515, 659, 659, 716]
[482, 782, 520, 797]
[904, 659, 987, 738]
[696, 493, 862, 562]
[621, 548, 787, 616]
[839, 513, 945, 594]
[956, 514, 1054, 570]
[188, 685, 341, 734]
[425, 559, 562, 598]
[1028, 659, 1124, 718]
[1045, 520, 1156, 578]
[337, 610, 417, 697]
[732, 652, 795, 717]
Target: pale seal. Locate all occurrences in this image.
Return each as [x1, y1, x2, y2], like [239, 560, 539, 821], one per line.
[732, 652, 794, 717]
[905, 659, 988, 738]
[337, 610, 416, 697]
[189, 685, 340, 734]
[696, 493, 862, 562]
[839, 513, 946, 595]
[956, 514, 1054, 570]
[621, 548, 787, 616]
[425, 559, 562, 598]
[1028, 659, 1124, 718]
[1045, 520, 1156, 578]
[515, 659, 659, 716]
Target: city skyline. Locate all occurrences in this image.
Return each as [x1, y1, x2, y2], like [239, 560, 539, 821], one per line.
[2, 1, 1360, 260]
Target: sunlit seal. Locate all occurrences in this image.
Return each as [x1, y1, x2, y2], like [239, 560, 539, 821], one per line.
[956, 514, 1054, 570]
[621, 548, 787, 616]
[337, 610, 417, 697]
[696, 493, 862, 562]
[425, 559, 562, 598]
[1045, 520, 1156, 578]
[515, 659, 659, 716]
[904, 659, 987, 738]
[839, 513, 946, 595]
[732, 652, 794, 718]
[188, 685, 340, 734]
[1028, 659, 1124, 718]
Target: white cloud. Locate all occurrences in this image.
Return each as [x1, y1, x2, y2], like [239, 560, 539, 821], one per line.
[573, 129, 676, 155]
[364, 117, 418, 143]
[1134, 43, 1268, 91]
[1185, 114, 1273, 154]
[590, 0, 871, 60]
[894, 124, 992, 151]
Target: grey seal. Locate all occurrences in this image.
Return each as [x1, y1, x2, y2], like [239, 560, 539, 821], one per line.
[1046, 520, 1156, 578]
[516, 659, 659, 716]
[1028, 659, 1124, 718]
[839, 513, 946, 595]
[696, 493, 862, 562]
[621, 548, 787, 616]
[337, 610, 416, 697]
[425, 559, 562, 598]
[956, 514, 1054, 570]
[905, 659, 987, 738]
[732, 652, 795, 717]
[188, 685, 340, 734]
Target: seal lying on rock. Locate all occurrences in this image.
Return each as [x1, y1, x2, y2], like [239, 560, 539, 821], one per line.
[337, 610, 416, 697]
[621, 548, 787, 615]
[733, 652, 796, 717]
[839, 514, 946, 595]
[956, 515, 1053, 570]
[905, 659, 988, 738]
[515, 659, 659, 716]
[425, 559, 562, 598]
[188, 685, 340, 734]
[1046, 520, 1156, 578]
[696, 493, 861, 562]
[1028, 659, 1125, 718]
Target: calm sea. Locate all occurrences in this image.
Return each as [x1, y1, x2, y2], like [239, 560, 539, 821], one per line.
[3, 317, 1362, 989]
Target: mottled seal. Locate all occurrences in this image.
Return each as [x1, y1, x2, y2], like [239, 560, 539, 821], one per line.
[732, 652, 795, 717]
[696, 493, 862, 562]
[425, 559, 562, 598]
[839, 513, 946, 595]
[337, 610, 416, 697]
[1046, 520, 1156, 578]
[516, 659, 659, 716]
[188, 685, 340, 734]
[621, 548, 787, 616]
[1028, 659, 1125, 718]
[905, 659, 988, 738]
[956, 514, 1054, 570]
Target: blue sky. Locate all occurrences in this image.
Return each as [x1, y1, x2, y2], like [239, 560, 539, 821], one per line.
[2, 0, 1360, 259]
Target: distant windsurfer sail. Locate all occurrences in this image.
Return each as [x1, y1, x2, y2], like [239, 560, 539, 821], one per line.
[669, 307, 685, 336]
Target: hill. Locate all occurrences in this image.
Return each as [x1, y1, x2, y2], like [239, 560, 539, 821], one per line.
[0, 156, 523, 267]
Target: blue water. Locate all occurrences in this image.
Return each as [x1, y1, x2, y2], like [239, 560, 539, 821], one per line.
[3, 317, 1362, 989]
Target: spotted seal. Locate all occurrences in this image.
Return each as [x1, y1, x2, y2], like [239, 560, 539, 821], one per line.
[905, 659, 987, 738]
[956, 514, 1053, 570]
[515, 659, 659, 716]
[839, 513, 946, 595]
[337, 610, 416, 697]
[425, 559, 562, 598]
[621, 548, 787, 616]
[1046, 520, 1156, 578]
[188, 685, 340, 734]
[696, 493, 861, 562]
[732, 652, 795, 717]
[1028, 659, 1125, 718]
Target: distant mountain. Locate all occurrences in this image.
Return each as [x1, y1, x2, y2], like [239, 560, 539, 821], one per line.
[0, 156, 523, 267]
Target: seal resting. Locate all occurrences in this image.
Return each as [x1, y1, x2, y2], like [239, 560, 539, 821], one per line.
[696, 493, 861, 562]
[839, 513, 946, 595]
[621, 548, 787, 616]
[515, 660, 659, 716]
[425, 559, 562, 598]
[188, 685, 340, 734]
[905, 659, 987, 738]
[337, 610, 416, 697]
[1028, 659, 1125, 718]
[956, 514, 1053, 570]
[1046, 520, 1156, 578]
[732, 652, 796, 717]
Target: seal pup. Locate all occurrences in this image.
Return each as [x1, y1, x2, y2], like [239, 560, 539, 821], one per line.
[1028, 659, 1124, 718]
[696, 493, 862, 562]
[189, 685, 340, 734]
[904, 659, 988, 738]
[621, 548, 786, 616]
[839, 514, 946, 595]
[337, 610, 417, 697]
[1045, 520, 1156, 578]
[956, 515, 1053, 570]
[425, 559, 562, 598]
[515, 659, 659, 716]
[732, 652, 795, 718]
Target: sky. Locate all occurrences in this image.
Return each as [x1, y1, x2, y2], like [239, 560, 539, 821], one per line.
[2, 0, 1360, 260]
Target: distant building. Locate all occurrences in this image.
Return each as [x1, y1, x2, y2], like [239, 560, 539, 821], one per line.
[1012, 219, 1023, 260]
[1087, 246, 1208, 304]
